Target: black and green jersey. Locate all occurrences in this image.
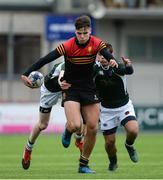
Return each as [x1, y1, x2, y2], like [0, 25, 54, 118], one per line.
[94, 63, 133, 108]
[44, 62, 65, 92]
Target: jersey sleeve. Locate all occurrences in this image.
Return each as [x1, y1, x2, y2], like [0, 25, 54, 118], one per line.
[56, 44, 66, 55]
[97, 41, 107, 52]
[23, 49, 61, 76]
[100, 47, 115, 62]
[92, 36, 115, 62]
[114, 63, 134, 75]
[56, 38, 74, 56]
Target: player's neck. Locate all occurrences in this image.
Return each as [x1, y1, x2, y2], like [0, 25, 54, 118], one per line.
[75, 36, 90, 48]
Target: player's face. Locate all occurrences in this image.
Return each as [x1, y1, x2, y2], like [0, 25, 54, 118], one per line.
[96, 53, 109, 67]
[75, 27, 91, 44]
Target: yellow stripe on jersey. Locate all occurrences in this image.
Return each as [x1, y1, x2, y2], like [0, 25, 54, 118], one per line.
[68, 58, 94, 64]
[57, 44, 65, 55]
[98, 41, 106, 52]
[67, 55, 96, 64]
[68, 59, 94, 64]
[69, 55, 96, 61]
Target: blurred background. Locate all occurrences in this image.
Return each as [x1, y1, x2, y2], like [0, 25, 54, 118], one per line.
[0, 0, 163, 134]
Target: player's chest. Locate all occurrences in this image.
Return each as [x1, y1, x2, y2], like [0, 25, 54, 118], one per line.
[67, 44, 97, 57]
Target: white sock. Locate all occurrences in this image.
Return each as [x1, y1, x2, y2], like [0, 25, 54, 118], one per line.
[26, 140, 34, 151]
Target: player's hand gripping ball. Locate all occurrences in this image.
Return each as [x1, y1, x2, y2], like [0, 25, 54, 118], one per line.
[28, 71, 44, 88]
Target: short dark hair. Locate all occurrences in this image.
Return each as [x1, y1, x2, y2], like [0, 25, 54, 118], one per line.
[75, 15, 91, 29]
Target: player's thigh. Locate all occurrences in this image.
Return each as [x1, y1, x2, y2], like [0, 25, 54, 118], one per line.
[104, 133, 116, 145]
[81, 103, 100, 128]
[64, 101, 81, 126]
[39, 111, 51, 125]
[124, 120, 139, 134]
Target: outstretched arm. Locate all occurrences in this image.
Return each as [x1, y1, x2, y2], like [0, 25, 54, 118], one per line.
[114, 57, 134, 75]
[21, 49, 61, 88]
[121, 56, 134, 74]
[99, 48, 118, 68]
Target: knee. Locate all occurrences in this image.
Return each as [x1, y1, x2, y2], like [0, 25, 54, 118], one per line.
[125, 121, 139, 137]
[39, 112, 50, 130]
[86, 124, 98, 135]
[105, 139, 116, 149]
[127, 126, 139, 137]
[39, 122, 48, 130]
[67, 121, 81, 132]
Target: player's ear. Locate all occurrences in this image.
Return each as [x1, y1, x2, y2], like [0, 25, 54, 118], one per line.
[89, 28, 92, 34]
[75, 30, 77, 36]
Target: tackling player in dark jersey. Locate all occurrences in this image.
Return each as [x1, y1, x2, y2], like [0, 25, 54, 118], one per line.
[94, 43, 139, 171]
[22, 62, 72, 170]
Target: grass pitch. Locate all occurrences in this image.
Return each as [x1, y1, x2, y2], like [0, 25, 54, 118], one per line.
[0, 132, 163, 179]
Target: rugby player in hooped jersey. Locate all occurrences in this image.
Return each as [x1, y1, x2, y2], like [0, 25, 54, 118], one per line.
[21, 15, 118, 173]
[62, 43, 139, 171]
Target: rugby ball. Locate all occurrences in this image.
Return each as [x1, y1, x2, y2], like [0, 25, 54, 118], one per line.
[28, 71, 44, 88]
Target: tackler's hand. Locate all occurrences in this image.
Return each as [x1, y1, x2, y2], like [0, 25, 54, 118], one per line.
[121, 57, 132, 66]
[109, 59, 118, 68]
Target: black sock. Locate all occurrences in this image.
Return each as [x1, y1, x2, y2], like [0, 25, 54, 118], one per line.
[125, 140, 134, 146]
[79, 155, 89, 167]
[109, 155, 117, 164]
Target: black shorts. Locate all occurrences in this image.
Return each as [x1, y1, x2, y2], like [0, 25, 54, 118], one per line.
[62, 89, 99, 106]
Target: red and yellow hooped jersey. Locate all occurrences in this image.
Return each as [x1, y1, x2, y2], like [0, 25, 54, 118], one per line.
[57, 35, 106, 65]
[56, 36, 106, 89]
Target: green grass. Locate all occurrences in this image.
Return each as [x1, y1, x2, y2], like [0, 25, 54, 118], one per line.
[0, 132, 163, 179]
